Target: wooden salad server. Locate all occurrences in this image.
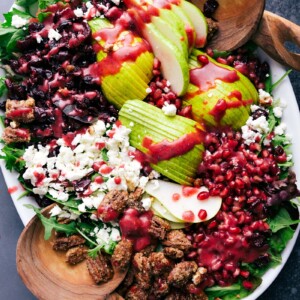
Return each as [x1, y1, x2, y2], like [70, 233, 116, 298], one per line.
[192, 0, 300, 71]
[16, 204, 126, 300]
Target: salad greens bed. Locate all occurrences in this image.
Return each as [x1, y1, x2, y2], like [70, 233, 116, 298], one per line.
[0, 0, 300, 299]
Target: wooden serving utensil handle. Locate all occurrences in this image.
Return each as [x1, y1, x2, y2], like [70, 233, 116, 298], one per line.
[252, 11, 300, 71]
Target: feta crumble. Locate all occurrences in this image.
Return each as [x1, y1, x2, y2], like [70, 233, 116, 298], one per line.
[274, 123, 287, 136]
[74, 8, 84, 18]
[48, 28, 62, 41]
[36, 34, 43, 44]
[162, 103, 177, 116]
[11, 15, 28, 28]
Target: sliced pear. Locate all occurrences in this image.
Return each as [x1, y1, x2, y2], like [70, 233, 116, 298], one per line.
[87, 17, 154, 108]
[151, 197, 184, 223]
[118, 100, 205, 185]
[145, 180, 222, 223]
[171, 4, 196, 51]
[142, 22, 189, 96]
[180, 0, 207, 48]
[153, 8, 189, 59]
[183, 50, 259, 129]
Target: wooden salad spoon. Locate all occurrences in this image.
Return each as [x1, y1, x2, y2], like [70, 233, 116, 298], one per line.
[192, 0, 300, 71]
[16, 204, 126, 300]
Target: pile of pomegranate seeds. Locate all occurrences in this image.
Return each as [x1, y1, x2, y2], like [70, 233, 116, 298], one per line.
[184, 129, 299, 288]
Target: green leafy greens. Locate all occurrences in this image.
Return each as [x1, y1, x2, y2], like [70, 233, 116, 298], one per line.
[0, 143, 26, 172]
[25, 204, 77, 239]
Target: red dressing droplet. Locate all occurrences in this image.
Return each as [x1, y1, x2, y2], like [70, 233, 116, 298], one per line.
[182, 210, 195, 222]
[172, 193, 181, 201]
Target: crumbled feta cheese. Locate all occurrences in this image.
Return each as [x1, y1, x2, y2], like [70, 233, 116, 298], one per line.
[246, 116, 269, 134]
[36, 34, 43, 44]
[274, 123, 287, 135]
[146, 87, 152, 93]
[250, 105, 261, 113]
[110, 228, 121, 241]
[162, 103, 177, 116]
[50, 205, 62, 217]
[11, 15, 28, 28]
[74, 8, 84, 18]
[48, 28, 62, 41]
[163, 87, 170, 93]
[273, 106, 283, 118]
[241, 125, 262, 145]
[141, 196, 152, 211]
[110, 0, 121, 5]
[259, 89, 273, 105]
[78, 203, 87, 213]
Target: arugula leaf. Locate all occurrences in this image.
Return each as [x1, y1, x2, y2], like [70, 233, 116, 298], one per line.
[25, 204, 77, 239]
[206, 282, 252, 300]
[271, 69, 293, 92]
[0, 143, 26, 172]
[268, 207, 300, 233]
[38, 0, 60, 10]
[270, 226, 294, 255]
[0, 77, 7, 97]
[15, 0, 37, 7]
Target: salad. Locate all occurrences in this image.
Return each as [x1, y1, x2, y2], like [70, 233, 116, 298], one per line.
[0, 0, 300, 299]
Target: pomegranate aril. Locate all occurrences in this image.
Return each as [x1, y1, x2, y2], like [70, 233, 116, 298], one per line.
[197, 191, 210, 200]
[198, 209, 208, 220]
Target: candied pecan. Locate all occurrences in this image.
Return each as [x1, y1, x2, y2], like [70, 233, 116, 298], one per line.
[127, 187, 144, 211]
[86, 253, 114, 284]
[149, 216, 171, 240]
[162, 230, 192, 252]
[132, 253, 152, 290]
[125, 285, 148, 300]
[148, 252, 172, 276]
[2, 126, 30, 143]
[150, 278, 169, 299]
[66, 245, 87, 265]
[167, 261, 198, 288]
[192, 267, 207, 285]
[206, 18, 218, 41]
[111, 239, 133, 271]
[6, 97, 35, 123]
[97, 189, 128, 222]
[187, 284, 208, 300]
[53, 234, 86, 251]
[139, 244, 157, 257]
[163, 247, 184, 259]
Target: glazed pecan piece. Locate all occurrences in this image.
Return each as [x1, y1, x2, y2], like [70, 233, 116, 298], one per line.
[86, 253, 114, 284]
[66, 245, 87, 265]
[162, 230, 192, 252]
[5, 97, 35, 123]
[149, 215, 171, 240]
[163, 247, 184, 260]
[148, 252, 172, 276]
[127, 187, 144, 212]
[132, 253, 152, 290]
[167, 261, 198, 288]
[111, 239, 133, 271]
[2, 126, 30, 143]
[125, 284, 148, 300]
[97, 189, 128, 222]
[53, 234, 86, 251]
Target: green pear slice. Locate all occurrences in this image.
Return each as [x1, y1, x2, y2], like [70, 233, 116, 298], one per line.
[180, 0, 207, 48]
[145, 180, 222, 223]
[151, 197, 185, 223]
[118, 100, 205, 185]
[152, 8, 189, 59]
[171, 4, 196, 51]
[142, 22, 189, 96]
